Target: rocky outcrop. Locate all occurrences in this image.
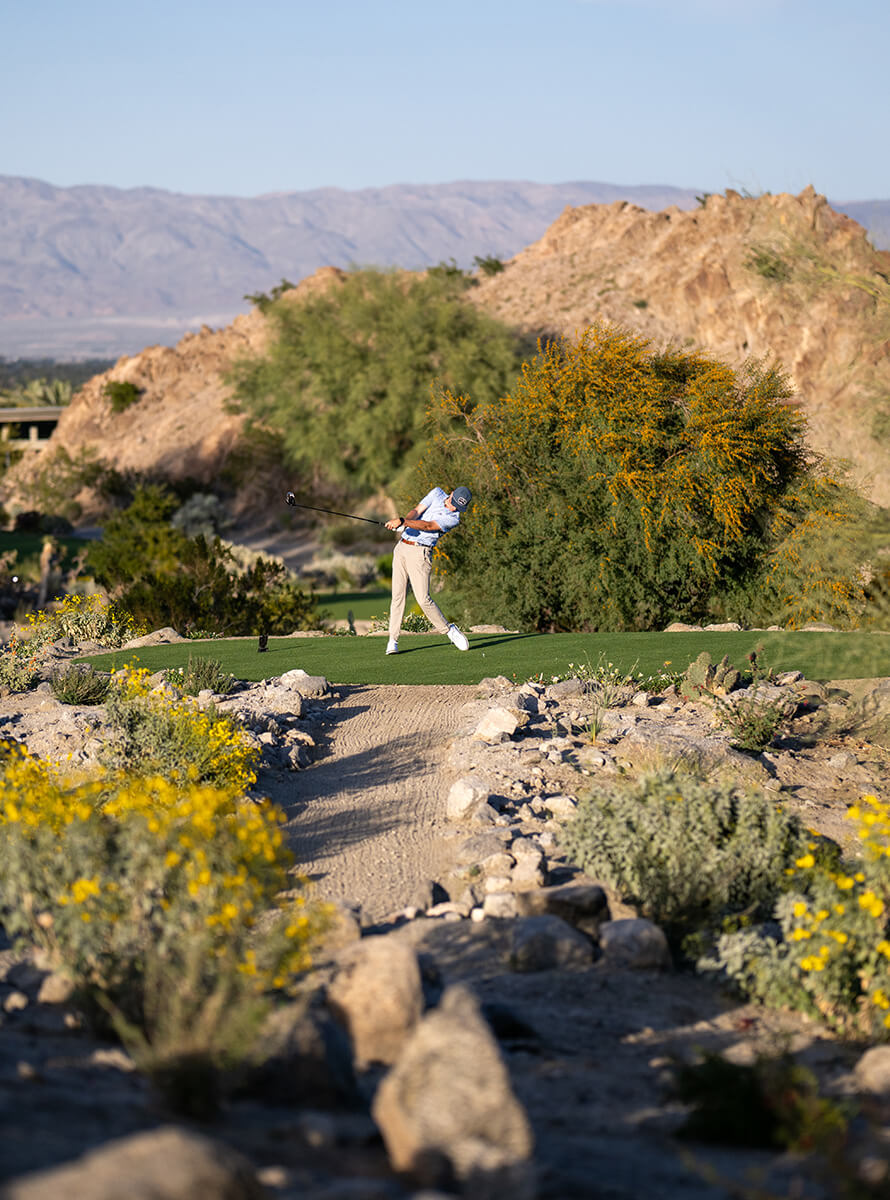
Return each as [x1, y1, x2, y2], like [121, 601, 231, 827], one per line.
[470, 186, 890, 504]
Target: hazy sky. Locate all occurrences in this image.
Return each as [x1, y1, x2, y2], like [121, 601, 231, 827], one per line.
[5, 0, 888, 201]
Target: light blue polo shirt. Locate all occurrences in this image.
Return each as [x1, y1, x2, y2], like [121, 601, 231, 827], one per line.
[402, 487, 461, 548]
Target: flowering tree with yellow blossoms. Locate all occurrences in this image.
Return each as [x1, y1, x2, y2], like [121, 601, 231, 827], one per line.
[417, 325, 866, 631]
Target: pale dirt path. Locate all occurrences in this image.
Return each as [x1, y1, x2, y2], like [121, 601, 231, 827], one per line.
[272, 684, 478, 922]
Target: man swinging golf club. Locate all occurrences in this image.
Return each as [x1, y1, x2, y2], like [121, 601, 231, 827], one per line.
[383, 486, 472, 655]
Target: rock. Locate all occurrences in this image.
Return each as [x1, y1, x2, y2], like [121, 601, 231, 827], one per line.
[473, 707, 524, 743]
[541, 794, 578, 818]
[277, 669, 329, 697]
[703, 622, 742, 631]
[855, 1046, 890, 1095]
[482, 893, 519, 919]
[371, 985, 535, 1197]
[799, 621, 837, 631]
[447, 775, 493, 821]
[456, 832, 513, 864]
[544, 679, 586, 700]
[36, 972, 75, 1005]
[0, 1126, 265, 1199]
[599, 919, 672, 970]
[513, 883, 610, 938]
[244, 996, 358, 1108]
[775, 670, 804, 685]
[663, 622, 702, 632]
[121, 627, 188, 647]
[326, 937, 424, 1068]
[510, 915, 593, 972]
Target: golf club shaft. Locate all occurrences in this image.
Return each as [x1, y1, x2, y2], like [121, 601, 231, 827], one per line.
[286, 496, 386, 526]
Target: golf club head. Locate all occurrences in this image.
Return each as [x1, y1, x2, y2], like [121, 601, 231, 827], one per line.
[285, 492, 296, 507]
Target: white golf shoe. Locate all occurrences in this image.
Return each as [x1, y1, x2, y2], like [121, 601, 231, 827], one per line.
[447, 624, 469, 651]
[385, 639, 399, 655]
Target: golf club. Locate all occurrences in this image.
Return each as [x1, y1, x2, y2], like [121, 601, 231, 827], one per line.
[285, 492, 387, 526]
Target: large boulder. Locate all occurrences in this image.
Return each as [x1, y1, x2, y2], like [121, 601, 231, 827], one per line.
[371, 984, 535, 1198]
[0, 1127, 265, 1200]
[325, 937, 424, 1069]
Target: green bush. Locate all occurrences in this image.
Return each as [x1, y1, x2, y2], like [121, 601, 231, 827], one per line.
[87, 485, 318, 636]
[415, 326, 866, 632]
[229, 266, 531, 495]
[103, 380, 142, 413]
[163, 655, 236, 697]
[50, 662, 111, 705]
[559, 771, 805, 938]
[712, 689, 793, 752]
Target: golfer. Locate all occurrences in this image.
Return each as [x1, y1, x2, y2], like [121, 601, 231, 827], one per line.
[383, 486, 472, 654]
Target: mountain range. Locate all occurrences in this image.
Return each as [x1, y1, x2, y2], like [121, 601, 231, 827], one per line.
[2, 175, 888, 359]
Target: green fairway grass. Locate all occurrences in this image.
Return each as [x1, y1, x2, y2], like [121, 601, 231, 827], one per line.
[82, 630, 890, 687]
[314, 589, 390, 623]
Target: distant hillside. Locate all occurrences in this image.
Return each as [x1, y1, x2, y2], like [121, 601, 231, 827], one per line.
[0, 176, 745, 358]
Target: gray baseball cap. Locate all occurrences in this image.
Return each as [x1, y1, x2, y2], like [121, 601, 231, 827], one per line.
[452, 486, 473, 510]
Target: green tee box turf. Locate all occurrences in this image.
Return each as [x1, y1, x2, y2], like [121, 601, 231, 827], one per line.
[83, 631, 890, 687]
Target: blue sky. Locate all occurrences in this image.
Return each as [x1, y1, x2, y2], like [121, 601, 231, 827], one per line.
[4, 0, 889, 201]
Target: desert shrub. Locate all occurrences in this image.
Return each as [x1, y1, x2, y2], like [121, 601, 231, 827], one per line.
[170, 492, 230, 539]
[50, 662, 111, 705]
[712, 689, 793, 752]
[560, 771, 806, 938]
[101, 667, 258, 791]
[88, 485, 318, 636]
[14, 445, 131, 523]
[473, 254, 505, 276]
[369, 608, 433, 633]
[670, 1051, 848, 1152]
[708, 795, 890, 1037]
[163, 655, 236, 697]
[24, 592, 144, 651]
[0, 630, 42, 692]
[415, 325, 866, 631]
[0, 745, 329, 1115]
[103, 379, 141, 413]
[229, 265, 530, 495]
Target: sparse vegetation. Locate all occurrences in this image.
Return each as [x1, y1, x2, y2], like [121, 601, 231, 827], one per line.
[473, 254, 505, 276]
[49, 662, 111, 705]
[103, 380, 142, 413]
[163, 654, 236, 697]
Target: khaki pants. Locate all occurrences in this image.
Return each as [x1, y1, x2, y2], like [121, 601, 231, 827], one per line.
[389, 541, 450, 640]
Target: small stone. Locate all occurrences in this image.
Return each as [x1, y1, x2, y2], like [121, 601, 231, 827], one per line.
[855, 1045, 890, 1095]
[37, 972, 75, 1005]
[471, 907, 486, 923]
[446, 775, 491, 820]
[510, 915, 594, 971]
[4, 991, 28, 1013]
[630, 691, 651, 707]
[599, 919, 672, 969]
[543, 794, 578, 818]
[483, 893, 519, 919]
[484, 875, 514, 894]
[482, 852, 515, 876]
[473, 707, 523, 743]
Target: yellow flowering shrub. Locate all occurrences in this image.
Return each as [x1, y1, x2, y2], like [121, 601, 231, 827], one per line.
[101, 666, 258, 792]
[0, 742, 329, 1094]
[708, 795, 890, 1036]
[0, 594, 145, 694]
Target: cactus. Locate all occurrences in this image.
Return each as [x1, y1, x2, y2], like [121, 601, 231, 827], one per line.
[712, 654, 740, 695]
[680, 651, 740, 700]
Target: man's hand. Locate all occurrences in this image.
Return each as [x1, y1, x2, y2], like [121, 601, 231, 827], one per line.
[385, 517, 403, 532]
